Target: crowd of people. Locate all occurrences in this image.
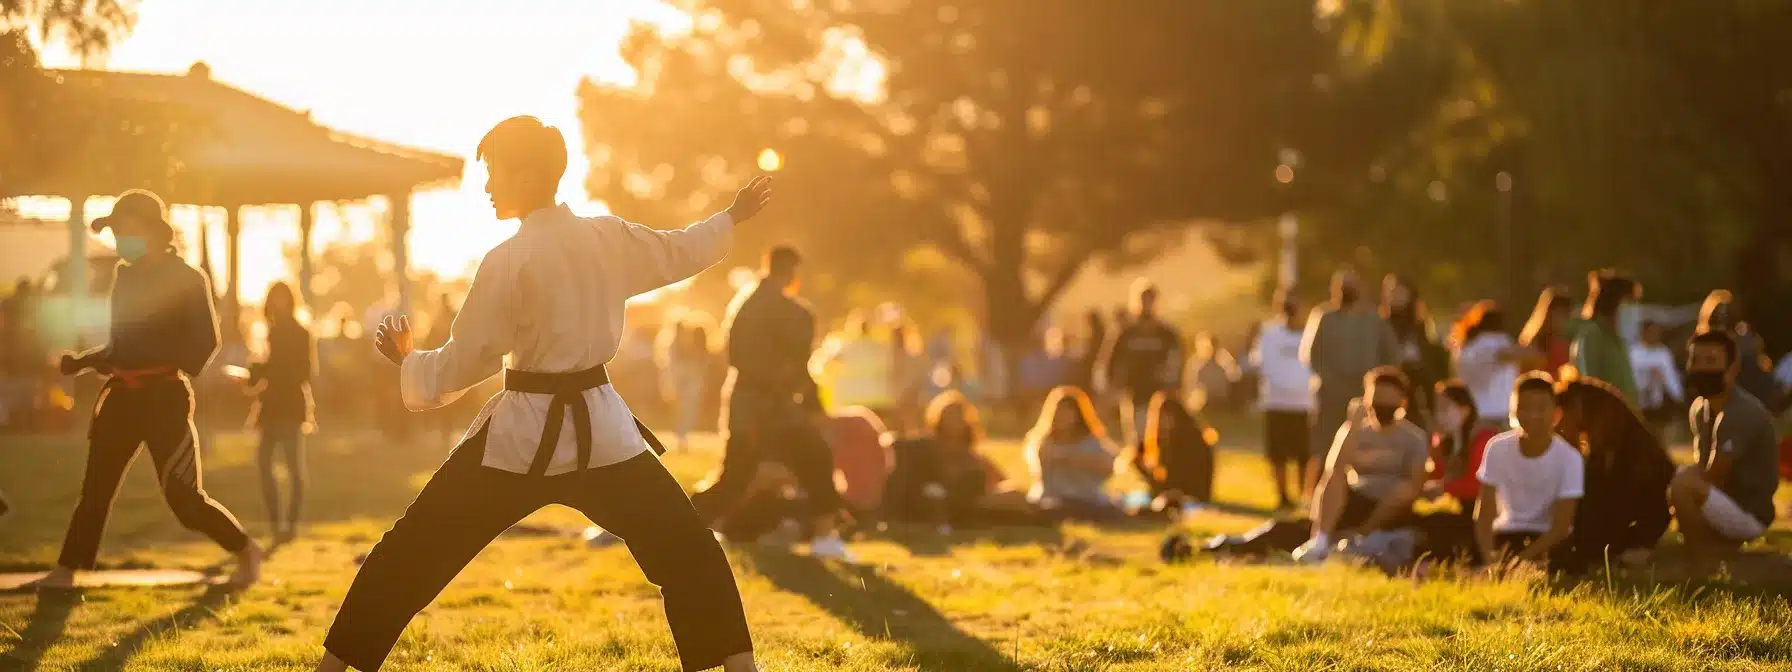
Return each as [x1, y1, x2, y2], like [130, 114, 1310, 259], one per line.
[4, 119, 1790, 672]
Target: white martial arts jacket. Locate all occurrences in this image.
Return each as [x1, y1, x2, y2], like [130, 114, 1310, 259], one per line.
[399, 204, 734, 475]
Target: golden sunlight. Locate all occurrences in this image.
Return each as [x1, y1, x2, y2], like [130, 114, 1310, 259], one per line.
[757, 148, 784, 172]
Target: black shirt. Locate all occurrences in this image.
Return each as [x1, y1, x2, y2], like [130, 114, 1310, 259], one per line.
[90, 255, 220, 377]
[1099, 318, 1184, 399]
[722, 280, 820, 411]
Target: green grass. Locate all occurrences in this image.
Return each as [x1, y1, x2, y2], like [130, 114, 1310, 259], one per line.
[2, 424, 1790, 671]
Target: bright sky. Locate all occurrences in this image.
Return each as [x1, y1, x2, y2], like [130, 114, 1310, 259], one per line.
[38, 0, 692, 304]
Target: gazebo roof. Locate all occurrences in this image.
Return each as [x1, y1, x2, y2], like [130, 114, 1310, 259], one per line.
[12, 63, 464, 205]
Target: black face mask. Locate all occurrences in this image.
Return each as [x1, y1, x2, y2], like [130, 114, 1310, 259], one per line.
[1370, 404, 1400, 426]
[1686, 370, 1729, 398]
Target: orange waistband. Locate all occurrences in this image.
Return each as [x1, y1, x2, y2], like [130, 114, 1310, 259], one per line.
[112, 366, 182, 388]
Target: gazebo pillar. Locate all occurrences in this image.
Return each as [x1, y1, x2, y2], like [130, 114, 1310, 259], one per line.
[224, 205, 242, 341]
[66, 195, 89, 346]
[298, 202, 316, 314]
[389, 192, 412, 316]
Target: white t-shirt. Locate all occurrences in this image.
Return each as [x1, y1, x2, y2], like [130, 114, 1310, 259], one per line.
[1456, 332, 1519, 421]
[1476, 431, 1584, 534]
[1628, 343, 1682, 410]
[1250, 320, 1313, 412]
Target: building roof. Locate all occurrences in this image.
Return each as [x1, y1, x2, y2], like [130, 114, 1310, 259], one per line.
[8, 62, 464, 205]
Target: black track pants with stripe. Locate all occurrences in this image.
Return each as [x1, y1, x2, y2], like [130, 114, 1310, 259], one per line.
[57, 378, 250, 570]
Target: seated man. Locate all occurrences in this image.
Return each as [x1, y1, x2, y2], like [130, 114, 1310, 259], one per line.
[1474, 373, 1583, 570]
[1295, 366, 1430, 563]
[1672, 329, 1780, 577]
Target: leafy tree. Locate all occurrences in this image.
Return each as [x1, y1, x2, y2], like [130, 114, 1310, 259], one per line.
[578, 0, 1326, 352]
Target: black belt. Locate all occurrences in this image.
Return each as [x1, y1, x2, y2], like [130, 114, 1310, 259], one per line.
[503, 365, 665, 477]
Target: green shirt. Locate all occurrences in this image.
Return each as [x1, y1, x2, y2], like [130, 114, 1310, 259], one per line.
[1569, 319, 1638, 407]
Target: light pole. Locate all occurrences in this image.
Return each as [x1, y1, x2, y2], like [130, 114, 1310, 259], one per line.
[1277, 148, 1301, 291]
[1496, 171, 1515, 305]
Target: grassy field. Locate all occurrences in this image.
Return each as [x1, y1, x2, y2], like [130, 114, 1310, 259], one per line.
[2, 423, 1791, 671]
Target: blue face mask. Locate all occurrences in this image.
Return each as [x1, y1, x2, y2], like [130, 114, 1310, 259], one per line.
[115, 235, 150, 262]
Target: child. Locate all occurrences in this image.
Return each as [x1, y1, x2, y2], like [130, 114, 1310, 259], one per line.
[1474, 372, 1583, 569]
[1425, 381, 1496, 517]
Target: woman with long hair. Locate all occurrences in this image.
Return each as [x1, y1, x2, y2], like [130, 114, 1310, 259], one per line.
[883, 391, 1016, 530]
[1519, 287, 1574, 375]
[241, 281, 315, 543]
[658, 317, 715, 451]
[888, 317, 930, 434]
[1554, 376, 1675, 572]
[1139, 390, 1217, 511]
[1452, 301, 1532, 431]
[1025, 386, 1120, 520]
[1382, 274, 1451, 428]
[1424, 381, 1497, 518]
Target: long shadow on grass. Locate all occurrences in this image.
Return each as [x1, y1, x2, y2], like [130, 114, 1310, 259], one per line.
[4, 590, 81, 671]
[741, 547, 1020, 670]
[66, 584, 237, 672]
[875, 521, 1066, 558]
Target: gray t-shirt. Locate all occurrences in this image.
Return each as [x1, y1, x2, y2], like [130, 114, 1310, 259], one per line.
[1330, 416, 1430, 501]
[1691, 389, 1780, 527]
[1031, 434, 1115, 506]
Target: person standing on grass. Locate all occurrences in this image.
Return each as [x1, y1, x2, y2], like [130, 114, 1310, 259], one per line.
[1295, 367, 1429, 564]
[1629, 321, 1682, 441]
[42, 189, 263, 589]
[1452, 301, 1533, 433]
[1671, 329, 1780, 578]
[240, 281, 315, 544]
[314, 117, 765, 672]
[1569, 270, 1641, 407]
[1300, 268, 1398, 493]
[1381, 274, 1451, 429]
[1474, 373, 1583, 571]
[659, 318, 715, 451]
[1096, 280, 1185, 452]
[1518, 287, 1574, 376]
[1249, 291, 1314, 509]
[692, 245, 855, 562]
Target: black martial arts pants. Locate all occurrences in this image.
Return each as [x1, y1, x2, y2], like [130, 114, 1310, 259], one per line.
[324, 427, 751, 672]
[58, 377, 250, 570]
[693, 388, 844, 524]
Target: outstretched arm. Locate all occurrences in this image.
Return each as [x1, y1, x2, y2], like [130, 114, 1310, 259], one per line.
[613, 177, 773, 297]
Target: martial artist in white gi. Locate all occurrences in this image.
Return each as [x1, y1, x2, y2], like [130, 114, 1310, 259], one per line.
[315, 116, 767, 672]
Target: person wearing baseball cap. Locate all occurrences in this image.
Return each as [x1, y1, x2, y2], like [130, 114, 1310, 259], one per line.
[41, 188, 264, 589]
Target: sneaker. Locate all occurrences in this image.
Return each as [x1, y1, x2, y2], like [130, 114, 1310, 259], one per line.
[1291, 538, 1331, 565]
[809, 535, 857, 563]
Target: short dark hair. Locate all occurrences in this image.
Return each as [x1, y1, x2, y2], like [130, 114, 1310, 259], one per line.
[1688, 328, 1739, 367]
[1584, 269, 1640, 319]
[764, 245, 802, 276]
[1435, 379, 1478, 423]
[476, 116, 568, 183]
[1514, 371, 1557, 400]
[1365, 365, 1410, 394]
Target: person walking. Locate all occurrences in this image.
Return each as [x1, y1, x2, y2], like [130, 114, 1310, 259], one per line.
[240, 281, 315, 544]
[1249, 291, 1314, 508]
[1300, 268, 1397, 490]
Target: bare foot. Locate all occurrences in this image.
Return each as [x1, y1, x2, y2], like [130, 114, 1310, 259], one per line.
[36, 566, 77, 589]
[722, 651, 759, 672]
[231, 542, 265, 587]
[315, 650, 350, 672]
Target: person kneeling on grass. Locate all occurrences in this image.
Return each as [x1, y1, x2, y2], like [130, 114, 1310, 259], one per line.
[1671, 328, 1780, 578]
[1474, 373, 1583, 571]
[1295, 366, 1430, 564]
[1025, 386, 1122, 521]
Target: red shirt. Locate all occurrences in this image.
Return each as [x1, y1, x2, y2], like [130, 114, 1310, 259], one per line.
[1431, 427, 1497, 503]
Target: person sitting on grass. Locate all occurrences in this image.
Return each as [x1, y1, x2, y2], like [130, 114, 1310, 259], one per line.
[1474, 372, 1583, 571]
[1671, 329, 1780, 578]
[1025, 386, 1122, 521]
[1553, 376, 1674, 572]
[1295, 366, 1430, 564]
[1424, 380, 1496, 519]
[1137, 390, 1217, 516]
[884, 391, 1005, 532]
